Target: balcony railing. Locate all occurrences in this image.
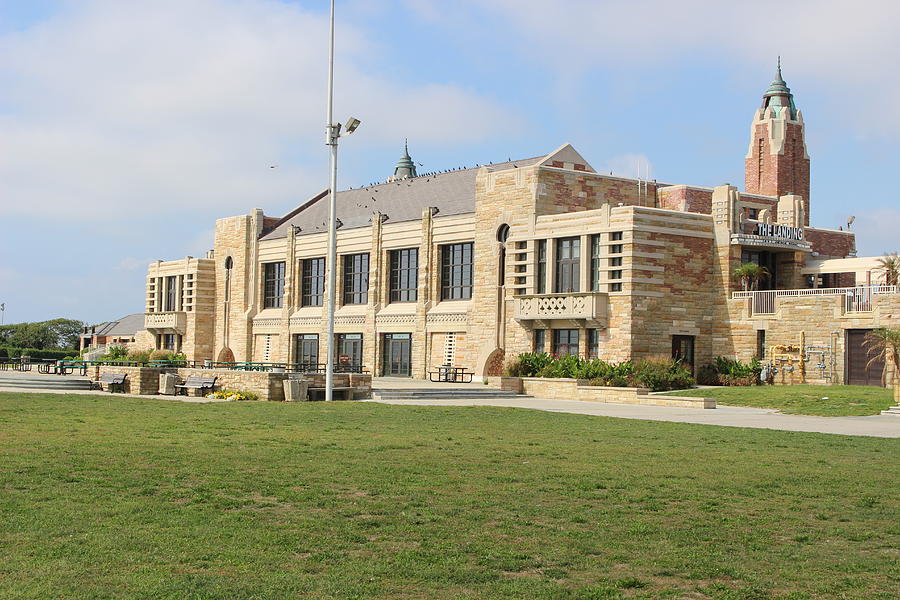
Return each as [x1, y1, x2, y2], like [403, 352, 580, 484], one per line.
[144, 311, 187, 332]
[733, 285, 898, 316]
[514, 292, 607, 321]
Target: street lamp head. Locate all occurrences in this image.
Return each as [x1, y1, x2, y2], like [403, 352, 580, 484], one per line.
[344, 117, 361, 135]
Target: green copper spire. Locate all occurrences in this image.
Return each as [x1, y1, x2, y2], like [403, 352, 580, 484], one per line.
[393, 139, 417, 180]
[761, 56, 797, 119]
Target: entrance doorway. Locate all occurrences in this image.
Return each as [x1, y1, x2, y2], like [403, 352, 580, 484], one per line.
[336, 333, 363, 372]
[741, 249, 776, 290]
[846, 329, 885, 386]
[672, 335, 696, 375]
[383, 333, 412, 377]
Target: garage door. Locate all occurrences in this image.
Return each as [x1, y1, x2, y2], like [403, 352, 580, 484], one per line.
[846, 329, 885, 387]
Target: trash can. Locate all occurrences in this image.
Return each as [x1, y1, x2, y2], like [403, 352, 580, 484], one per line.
[283, 378, 308, 402]
[159, 373, 177, 396]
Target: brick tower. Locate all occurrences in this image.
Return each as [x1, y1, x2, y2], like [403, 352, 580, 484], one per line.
[744, 59, 810, 225]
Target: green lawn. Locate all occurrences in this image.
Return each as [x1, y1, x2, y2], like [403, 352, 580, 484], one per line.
[1, 393, 898, 600]
[661, 384, 895, 417]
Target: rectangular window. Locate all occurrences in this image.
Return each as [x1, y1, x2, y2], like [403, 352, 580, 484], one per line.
[301, 258, 325, 307]
[441, 242, 474, 300]
[389, 248, 418, 302]
[590, 234, 602, 292]
[165, 276, 177, 311]
[610, 257, 623, 267]
[756, 330, 766, 360]
[610, 244, 623, 254]
[534, 329, 546, 353]
[555, 237, 580, 293]
[611, 231, 623, 241]
[263, 262, 285, 309]
[588, 329, 601, 359]
[294, 334, 319, 369]
[748, 208, 759, 220]
[342, 253, 369, 305]
[610, 282, 623, 292]
[537, 240, 547, 294]
[553, 329, 580, 357]
[163, 333, 176, 351]
[610, 270, 622, 280]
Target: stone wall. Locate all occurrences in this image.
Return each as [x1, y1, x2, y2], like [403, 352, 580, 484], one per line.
[176, 368, 288, 401]
[487, 376, 715, 409]
[95, 365, 170, 395]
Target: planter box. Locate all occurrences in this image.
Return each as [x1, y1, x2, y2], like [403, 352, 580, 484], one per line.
[498, 376, 716, 409]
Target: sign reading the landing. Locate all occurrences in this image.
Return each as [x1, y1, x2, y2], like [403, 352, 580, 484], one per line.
[756, 223, 804, 241]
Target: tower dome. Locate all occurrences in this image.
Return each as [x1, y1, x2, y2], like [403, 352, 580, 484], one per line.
[761, 57, 797, 119]
[391, 140, 417, 181]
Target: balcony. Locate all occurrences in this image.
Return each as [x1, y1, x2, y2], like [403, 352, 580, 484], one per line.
[144, 311, 187, 333]
[514, 292, 608, 323]
[733, 285, 899, 316]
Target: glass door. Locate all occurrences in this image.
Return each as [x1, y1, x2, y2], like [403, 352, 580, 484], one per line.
[671, 335, 696, 375]
[383, 333, 411, 377]
[337, 333, 363, 372]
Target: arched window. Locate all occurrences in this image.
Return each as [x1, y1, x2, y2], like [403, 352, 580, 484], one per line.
[224, 256, 233, 302]
[496, 223, 510, 243]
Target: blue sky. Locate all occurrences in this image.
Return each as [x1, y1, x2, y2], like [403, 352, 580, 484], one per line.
[1, 0, 899, 325]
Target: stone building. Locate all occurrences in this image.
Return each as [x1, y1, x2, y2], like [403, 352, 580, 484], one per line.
[137, 66, 898, 387]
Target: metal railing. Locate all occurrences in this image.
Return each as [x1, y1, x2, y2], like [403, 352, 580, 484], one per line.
[0, 357, 367, 375]
[733, 285, 898, 316]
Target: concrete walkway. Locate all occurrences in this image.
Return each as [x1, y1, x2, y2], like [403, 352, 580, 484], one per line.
[368, 396, 900, 438]
[2, 371, 897, 437]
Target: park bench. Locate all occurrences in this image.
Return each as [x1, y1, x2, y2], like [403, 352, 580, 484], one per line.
[91, 373, 127, 393]
[428, 365, 475, 383]
[174, 375, 217, 396]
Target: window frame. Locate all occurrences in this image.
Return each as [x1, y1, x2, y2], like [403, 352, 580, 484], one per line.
[342, 253, 369, 305]
[537, 240, 547, 294]
[552, 329, 580, 357]
[301, 257, 325, 307]
[440, 242, 474, 301]
[294, 333, 319, 369]
[389, 248, 419, 303]
[555, 237, 580, 294]
[263, 262, 285, 309]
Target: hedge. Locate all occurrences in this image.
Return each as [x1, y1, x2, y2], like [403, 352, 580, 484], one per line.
[0, 347, 79, 360]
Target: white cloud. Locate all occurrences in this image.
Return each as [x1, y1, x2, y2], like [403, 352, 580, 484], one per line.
[459, 0, 900, 137]
[602, 153, 653, 180]
[853, 208, 900, 257]
[0, 0, 513, 223]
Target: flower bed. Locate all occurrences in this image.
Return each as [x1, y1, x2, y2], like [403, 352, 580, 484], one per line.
[504, 353, 694, 392]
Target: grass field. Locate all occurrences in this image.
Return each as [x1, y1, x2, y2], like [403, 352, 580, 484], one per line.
[1, 393, 898, 599]
[661, 384, 895, 417]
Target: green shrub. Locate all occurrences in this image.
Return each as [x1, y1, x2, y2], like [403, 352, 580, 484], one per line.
[1, 347, 80, 360]
[127, 349, 152, 362]
[99, 345, 129, 361]
[712, 356, 761, 386]
[505, 353, 694, 392]
[696, 364, 721, 386]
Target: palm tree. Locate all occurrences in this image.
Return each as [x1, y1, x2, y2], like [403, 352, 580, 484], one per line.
[732, 262, 770, 291]
[875, 253, 900, 286]
[863, 327, 900, 400]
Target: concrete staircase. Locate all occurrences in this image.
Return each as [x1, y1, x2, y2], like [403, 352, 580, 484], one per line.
[372, 387, 528, 401]
[880, 405, 900, 416]
[0, 373, 93, 392]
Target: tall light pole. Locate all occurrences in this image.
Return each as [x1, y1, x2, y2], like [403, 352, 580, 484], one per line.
[324, 0, 360, 401]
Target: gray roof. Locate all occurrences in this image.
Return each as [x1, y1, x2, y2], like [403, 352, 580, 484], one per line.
[260, 156, 543, 241]
[90, 313, 145, 337]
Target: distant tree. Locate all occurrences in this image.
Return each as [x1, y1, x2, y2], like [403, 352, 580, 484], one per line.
[864, 327, 900, 401]
[732, 262, 770, 291]
[45, 319, 86, 350]
[8, 322, 55, 350]
[875, 252, 900, 286]
[0, 318, 85, 350]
